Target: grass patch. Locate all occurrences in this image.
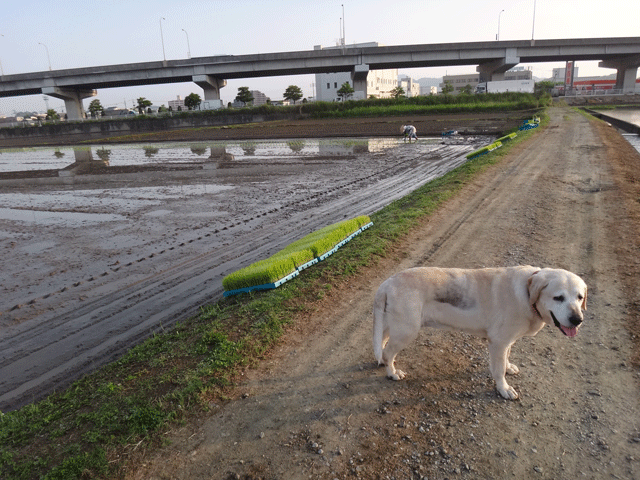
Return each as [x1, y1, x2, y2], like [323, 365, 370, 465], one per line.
[0, 110, 548, 480]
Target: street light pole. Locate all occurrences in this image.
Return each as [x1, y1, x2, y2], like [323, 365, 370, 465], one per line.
[341, 4, 345, 46]
[532, 0, 537, 40]
[497, 10, 504, 41]
[182, 29, 191, 58]
[0, 34, 4, 76]
[160, 17, 166, 62]
[38, 42, 52, 71]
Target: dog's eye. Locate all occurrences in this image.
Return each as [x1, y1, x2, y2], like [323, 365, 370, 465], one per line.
[578, 295, 584, 301]
[553, 295, 565, 302]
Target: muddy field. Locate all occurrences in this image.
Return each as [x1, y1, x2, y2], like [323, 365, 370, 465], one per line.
[0, 115, 509, 412]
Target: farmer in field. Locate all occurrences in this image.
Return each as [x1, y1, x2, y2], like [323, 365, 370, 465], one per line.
[402, 124, 417, 143]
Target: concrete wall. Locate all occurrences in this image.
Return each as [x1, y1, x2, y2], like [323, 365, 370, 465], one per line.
[0, 111, 298, 143]
[584, 108, 640, 134]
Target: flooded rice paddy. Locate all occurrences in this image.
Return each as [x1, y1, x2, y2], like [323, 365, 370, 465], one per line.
[0, 135, 489, 411]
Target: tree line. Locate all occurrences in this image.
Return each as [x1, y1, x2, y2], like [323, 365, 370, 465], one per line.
[81, 85, 309, 119]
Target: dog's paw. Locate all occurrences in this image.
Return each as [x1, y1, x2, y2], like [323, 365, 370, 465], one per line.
[387, 369, 406, 381]
[497, 385, 519, 400]
[506, 363, 520, 375]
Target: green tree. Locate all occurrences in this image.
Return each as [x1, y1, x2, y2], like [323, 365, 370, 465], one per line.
[441, 81, 454, 95]
[534, 80, 555, 97]
[283, 85, 303, 104]
[235, 87, 254, 106]
[461, 84, 474, 95]
[88, 99, 103, 118]
[337, 82, 354, 101]
[390, 86, 405, 99]
[45, 108, 60, 121]
[184, 93, 202, 110]
[136, 97, 152, 114]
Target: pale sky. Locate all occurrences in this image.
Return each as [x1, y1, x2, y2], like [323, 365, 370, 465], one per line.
[1, 0, 639, 115]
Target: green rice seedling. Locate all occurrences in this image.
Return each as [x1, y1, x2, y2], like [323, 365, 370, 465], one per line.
[497, 132, 517, 143]
[222, 216, 371, 292]
[222, 256, 297, 291]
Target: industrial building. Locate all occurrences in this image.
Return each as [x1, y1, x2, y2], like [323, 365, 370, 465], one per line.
[440, 67, 533, 94]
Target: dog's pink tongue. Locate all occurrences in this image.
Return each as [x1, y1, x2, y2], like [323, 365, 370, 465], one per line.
[561, 325, 578, 337]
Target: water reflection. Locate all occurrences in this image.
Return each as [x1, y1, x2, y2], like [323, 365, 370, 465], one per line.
[0, 138, 423, 175]
[59, 148, 109, 175]
[190, 146, 207, 156]
[288, 140, 305, 153]
[241, 143, 256, 156]
[96, 148, 111, 161]
[144, 147, 159, 158]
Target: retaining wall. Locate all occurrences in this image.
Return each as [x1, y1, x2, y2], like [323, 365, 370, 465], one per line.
[584, 109, 640, 135]
[0, 111, 300, 143]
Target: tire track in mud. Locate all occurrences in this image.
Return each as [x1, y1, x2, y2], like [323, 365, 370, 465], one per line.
[0, 142, 480, 412]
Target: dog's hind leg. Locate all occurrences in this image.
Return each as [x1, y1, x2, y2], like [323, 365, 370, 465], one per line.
[381, 329, 418, 381]
[488, 340, 519, 400]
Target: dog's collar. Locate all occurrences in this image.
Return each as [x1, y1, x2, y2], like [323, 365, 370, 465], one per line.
[532, 302, 543, 318]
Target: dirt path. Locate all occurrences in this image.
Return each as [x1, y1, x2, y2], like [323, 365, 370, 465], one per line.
[128, 107, 640, 480]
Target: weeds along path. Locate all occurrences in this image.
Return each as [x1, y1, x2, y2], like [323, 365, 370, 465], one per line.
[0, 139, 483, 412]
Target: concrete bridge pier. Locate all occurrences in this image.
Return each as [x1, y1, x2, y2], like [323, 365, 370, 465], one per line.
[193, 75, 226, 106]
[599, 56, 640, 93]
[42, 86, 96, 120]
[351, 64, 369, 99]
[477, 48, 520, 83]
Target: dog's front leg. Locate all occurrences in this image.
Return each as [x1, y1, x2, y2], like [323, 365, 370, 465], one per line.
[488, 340, 518, 400]
[505, 344, 519, 375]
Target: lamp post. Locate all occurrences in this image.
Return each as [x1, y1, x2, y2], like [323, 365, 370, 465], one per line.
[38, 42, 52, 71]
[1, 34, 4, 76]
[341, 4, 346, 46]
[160, 17, 166, 62]
[496, 10, 504, 41]
[531, 0, 537, 40]
[182, 29, 191, 58]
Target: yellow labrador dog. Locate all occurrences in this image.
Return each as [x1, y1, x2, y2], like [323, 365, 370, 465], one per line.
[373, 266, 587, 400]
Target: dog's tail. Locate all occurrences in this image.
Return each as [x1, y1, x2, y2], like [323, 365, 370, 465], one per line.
[372, 289, 388, 365]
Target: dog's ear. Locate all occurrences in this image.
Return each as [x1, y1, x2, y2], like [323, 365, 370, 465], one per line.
[528, 271, 547, 306]
[581, 285, 588, 311]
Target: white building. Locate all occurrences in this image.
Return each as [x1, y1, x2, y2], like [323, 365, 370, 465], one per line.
[250, 90, 268, 106]
[314, 42, 399, 101]
[399, 76, 421, 97]
[168, 95, 185, 110]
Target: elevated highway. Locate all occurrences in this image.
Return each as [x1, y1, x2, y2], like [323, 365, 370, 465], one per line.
[1, 37, 639, 119]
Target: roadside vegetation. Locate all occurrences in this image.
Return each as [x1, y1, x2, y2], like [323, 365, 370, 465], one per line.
[0, 107, 548, 480]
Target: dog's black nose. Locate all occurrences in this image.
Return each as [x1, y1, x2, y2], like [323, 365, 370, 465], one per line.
[569, 314, 582, 326]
